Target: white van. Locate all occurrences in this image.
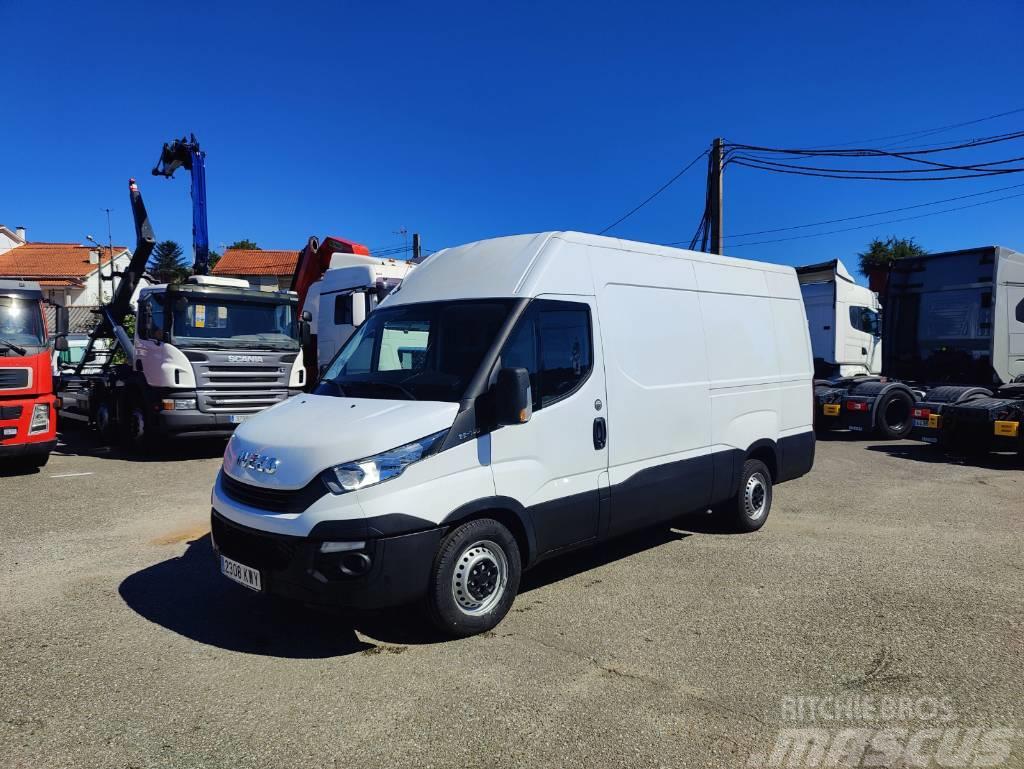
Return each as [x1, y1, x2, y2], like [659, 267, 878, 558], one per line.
[211, 232, 815, 636]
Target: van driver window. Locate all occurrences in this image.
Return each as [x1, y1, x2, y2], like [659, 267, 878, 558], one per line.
[500, 300, 592, 410]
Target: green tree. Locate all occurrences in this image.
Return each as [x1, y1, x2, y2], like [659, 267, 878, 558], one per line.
[149, 240, 188, 284]
[207, 248, 221, 270]
[228, 239, 259, 250]
[858, 236, 927, 276]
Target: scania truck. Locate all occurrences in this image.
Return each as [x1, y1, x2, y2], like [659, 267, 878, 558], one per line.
[0, 279, 65, 469]
[57, 179, 306, 448]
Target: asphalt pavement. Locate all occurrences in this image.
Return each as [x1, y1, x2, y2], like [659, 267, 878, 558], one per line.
[1, 428, 1022, 769]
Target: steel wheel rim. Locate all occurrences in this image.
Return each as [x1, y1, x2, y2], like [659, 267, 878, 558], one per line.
[451, 539, 508, 616]
[744, 473, 768, 520]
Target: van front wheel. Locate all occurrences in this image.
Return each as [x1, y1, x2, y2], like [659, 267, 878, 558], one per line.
[426, 518, 521, 637]
[725, 459, 773, 533]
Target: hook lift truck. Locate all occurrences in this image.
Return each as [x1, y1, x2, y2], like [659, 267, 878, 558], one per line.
[56, 136, 308, 449]
[809, 246, 1024, 455]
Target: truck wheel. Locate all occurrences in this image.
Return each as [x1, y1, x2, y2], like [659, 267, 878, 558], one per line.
[426, 518, 521, 637]
[723, 459, 773, 532]
[124, 397, 154, 451]
[95, 401, 116, 444]
[874, 390, 914, 440]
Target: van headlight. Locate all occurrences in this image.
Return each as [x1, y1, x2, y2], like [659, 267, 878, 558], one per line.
[322, 429, 448, 494]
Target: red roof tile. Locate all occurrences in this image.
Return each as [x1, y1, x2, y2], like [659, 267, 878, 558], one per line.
[0, 243, 129, 287]
[212, 249, 300, 276]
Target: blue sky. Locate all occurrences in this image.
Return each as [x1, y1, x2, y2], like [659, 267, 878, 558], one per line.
[2, 0, 1023, 279]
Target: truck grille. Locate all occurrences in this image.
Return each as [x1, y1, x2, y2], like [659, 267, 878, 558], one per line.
[219, 470, 329, 514]
[197, 390, 290, 414]
[202, 365, 286, 386]
[211, 512, 301, 571]
[0, 368, 30, 390]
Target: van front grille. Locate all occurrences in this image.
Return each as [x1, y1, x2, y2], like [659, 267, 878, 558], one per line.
[219, 471, 329, 514]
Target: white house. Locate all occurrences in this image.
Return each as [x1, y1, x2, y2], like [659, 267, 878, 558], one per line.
[0, 226, 132, 308]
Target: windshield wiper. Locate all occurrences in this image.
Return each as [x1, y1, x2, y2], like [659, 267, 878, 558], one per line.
[0, 337, 26, 356]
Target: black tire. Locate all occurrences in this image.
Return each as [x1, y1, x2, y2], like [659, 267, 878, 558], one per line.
[874, 389, 914, 440]
[122, 395, 154, 452]
[426, 518, 521, 637]
[722, 459, 773, 533]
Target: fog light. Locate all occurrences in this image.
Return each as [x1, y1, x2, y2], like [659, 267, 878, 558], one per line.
[320, 540, 366, 553]
[28, 403, 49, 434]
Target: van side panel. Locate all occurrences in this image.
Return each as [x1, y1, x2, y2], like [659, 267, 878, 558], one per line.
[590, 250, 714, 533]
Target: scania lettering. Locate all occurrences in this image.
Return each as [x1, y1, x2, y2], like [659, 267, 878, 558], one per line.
[210, 232, 816, 636]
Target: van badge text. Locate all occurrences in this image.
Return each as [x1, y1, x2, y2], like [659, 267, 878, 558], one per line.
[236, 451, 279, 474]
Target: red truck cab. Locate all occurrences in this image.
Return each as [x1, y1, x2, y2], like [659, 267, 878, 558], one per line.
[0, 279, 61, 469]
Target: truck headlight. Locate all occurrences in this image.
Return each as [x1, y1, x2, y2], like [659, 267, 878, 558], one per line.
[28, 403, 50, 434]
[161, 398, 197, 411]
[322, 429, 448, 494]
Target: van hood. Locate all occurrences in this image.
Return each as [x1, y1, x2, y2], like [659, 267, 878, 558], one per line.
[224, 394, 460, 489]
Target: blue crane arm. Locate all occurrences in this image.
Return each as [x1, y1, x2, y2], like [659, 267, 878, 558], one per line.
[153, 134, 210, 275]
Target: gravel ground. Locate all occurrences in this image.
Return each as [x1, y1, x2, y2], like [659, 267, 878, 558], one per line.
[1, 429, 1022, 769]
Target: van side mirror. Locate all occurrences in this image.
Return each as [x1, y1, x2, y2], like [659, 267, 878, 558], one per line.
[495, 367, 532, 426]
[53, 335, 69, 352]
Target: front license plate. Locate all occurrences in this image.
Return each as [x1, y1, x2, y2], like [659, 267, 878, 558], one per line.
[849, 425, 864, 432]
[823, 404, 840, 417]
[220, 555, 262, 591]
[229, 415, 248, 424]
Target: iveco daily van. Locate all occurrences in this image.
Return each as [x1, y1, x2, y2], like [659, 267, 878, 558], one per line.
[210, 232, 816, 636]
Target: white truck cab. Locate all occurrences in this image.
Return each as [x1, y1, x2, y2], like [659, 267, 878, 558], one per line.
[797, 259, 882, 378]
[211, 232, 816, 636]
[304, 253, 416, 374]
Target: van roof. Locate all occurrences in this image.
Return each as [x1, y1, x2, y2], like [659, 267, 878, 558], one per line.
[387, 231, 797, 306]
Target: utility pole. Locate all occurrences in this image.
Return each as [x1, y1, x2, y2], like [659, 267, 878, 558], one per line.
[709, 137, 724, 255]
[412, 232, 421, 261]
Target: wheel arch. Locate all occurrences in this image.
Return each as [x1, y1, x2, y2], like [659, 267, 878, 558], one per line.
[744, 438, 779, 482]
[441, 496, 537, 568]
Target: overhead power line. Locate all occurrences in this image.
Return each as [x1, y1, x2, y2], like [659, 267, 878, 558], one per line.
[720, 181, 1024, 239]
[719, 190, 1024, 248]
[598, 150, 708, 235]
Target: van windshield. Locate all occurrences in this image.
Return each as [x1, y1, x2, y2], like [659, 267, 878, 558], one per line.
[316, 299, 516, 402]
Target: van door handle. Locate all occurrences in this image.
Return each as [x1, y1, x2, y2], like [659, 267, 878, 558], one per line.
[593, 417, 607, 450]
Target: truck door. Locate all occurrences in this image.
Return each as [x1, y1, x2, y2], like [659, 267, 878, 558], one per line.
[846, 304, 880, 373]
[1009, 286, 1024, 379]
[489, 297, 608, 556]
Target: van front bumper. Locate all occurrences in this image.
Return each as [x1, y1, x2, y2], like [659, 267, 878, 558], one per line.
[210, 509, 441, 609]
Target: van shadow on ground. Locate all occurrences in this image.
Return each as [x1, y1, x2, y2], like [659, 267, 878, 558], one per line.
[120, 518, 708, 658]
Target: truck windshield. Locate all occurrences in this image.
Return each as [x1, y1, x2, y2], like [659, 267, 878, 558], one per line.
[0, 296, 45, 350]
[316, 299, 516, 402]
[169, 296, 299, 350]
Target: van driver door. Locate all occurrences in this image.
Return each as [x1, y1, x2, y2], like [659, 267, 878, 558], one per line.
[489, 297, 609, 557]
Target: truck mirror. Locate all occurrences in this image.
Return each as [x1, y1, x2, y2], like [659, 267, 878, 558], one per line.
[55, 306, 69, 335]
[495, 367, 532, 426]
[301, 309, 312, 323]
[53, 335, 69, 352]
[300, 319, 312, 351]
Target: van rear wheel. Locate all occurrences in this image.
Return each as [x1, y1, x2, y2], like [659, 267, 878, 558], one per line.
[426, 518, 521, 637]
[723, 459, 773, 533]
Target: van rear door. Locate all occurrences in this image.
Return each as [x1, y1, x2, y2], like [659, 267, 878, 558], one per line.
[489, 297, 608, 555]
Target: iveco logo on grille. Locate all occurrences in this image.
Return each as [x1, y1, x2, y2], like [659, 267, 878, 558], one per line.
[227, 355, 264, 363]
[236, 451, 279, 474]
